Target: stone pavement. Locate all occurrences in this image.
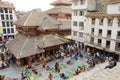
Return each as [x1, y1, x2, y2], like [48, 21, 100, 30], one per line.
[0, 57, 86, 80]
[35, 57, 86, 80]
[0, 63, 21, 79]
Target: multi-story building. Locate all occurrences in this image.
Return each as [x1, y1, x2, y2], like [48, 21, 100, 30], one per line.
[71, 0, 120, 60]
[0, 1, 17, 42]
[71, 0, 92, 49]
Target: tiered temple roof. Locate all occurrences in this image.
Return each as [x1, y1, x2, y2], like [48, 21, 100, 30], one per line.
[7, 9, 69, 59]
[50, 0, 72, 6]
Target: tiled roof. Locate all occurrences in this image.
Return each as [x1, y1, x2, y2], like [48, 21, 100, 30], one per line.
[59, 20, 71, 30]
[45, 6, 72, 14]
[14, 9, 61, 28]
[108, 0, 120, 4]
[50, 0, 72, 5]
[0, 1, 14, 8]
[7, 34, 69, 59]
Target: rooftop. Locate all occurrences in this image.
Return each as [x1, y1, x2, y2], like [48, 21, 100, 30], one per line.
[45, 6, 72, 14]
[108, 0, 120, 4]
[7, 34, 69, 59]
[50, 0, 72, 5]
[0, 1, 14, 8]
[14, 9, 62, 30]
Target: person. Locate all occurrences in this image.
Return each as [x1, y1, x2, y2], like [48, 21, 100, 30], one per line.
[48, 72, 53, 80]
[42, 58, 46, 68]
[60, 73, 66, 80]
[75, 69, 81, 75]
[81, 65, 86, 72]
[61, 51, 65, 59]
[105, 58, 117, 69]
[55, 62, 60, 73]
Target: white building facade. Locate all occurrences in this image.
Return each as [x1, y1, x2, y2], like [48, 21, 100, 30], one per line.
[0, 1, 17, 42]
[71, 0, 120, 60]
[71, 0, 89, 49]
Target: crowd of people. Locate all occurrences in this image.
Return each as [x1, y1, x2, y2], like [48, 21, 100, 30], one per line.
[0, 42, 118, 80]
[0, 45, 13, 70]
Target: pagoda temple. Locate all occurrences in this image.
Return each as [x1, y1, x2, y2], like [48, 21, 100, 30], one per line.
[6, 9, 69, 66]
[45, 0, 72, 37]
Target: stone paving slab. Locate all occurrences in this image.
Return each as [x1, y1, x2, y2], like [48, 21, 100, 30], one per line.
[0, 57, 86, 80]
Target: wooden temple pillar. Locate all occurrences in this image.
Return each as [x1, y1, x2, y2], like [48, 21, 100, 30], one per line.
[16, 59, 21, 67]
[27, 56, 32, 68]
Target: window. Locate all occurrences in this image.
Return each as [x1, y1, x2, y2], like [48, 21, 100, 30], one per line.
[1, 14, 4, 20]
[117, 31, 120, 36]
[7, 21, 9, 27]
[7, 28, 10, 33]
[6, 15, 9, 20]
[118, 19, 120, 27]
[98, 39, 101, 43]
[99, 29, 102, 34]
[9, 8, 12, 13]
[80, 0, 85, 5]
[92, 18, 95, 25]
[117, 31, 120, 39]
[108, 19, 112, 26]
[91, 28, 94, 32]
[74, 1, 78, 5]
[79, 32, 83, 37]
[10, 15, 13, 19]
[10, 21, 13, 26]
[2, 21, 5, 27]
[4, 8, 8, 13]
[99, 19, 103, 25]
[3, 29, 6, 34]
[73, 21, 77, 26]
[79, 22, 84, 27]
[79, 11, 84, 16]
[74, 10, 78, 16]
[91, 37, 94, 43]
[107, 30, 111, 37]
[0, 8, 3, 13]
[73, 31, 77, 36]
[106, 41, 110, 47]
[11, 28, 14, 33]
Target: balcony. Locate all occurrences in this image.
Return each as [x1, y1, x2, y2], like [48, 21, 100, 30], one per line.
[90, 41, 94, 45]
[97, 43, 101, 47]
[107, 35, 111, 38]
[118, 23, 120, 27]
[99, 22, 103, 25]
[108, 23, 112, 26]
[98, 33, 102, 37]
[91, 32, 94, 36]
[106, 45, 110, 49]
[115, 47, 120, 51]
[117, 36, 120, 39]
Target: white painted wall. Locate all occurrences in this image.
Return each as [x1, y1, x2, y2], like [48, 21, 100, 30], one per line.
[107, 3, 120, 14]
